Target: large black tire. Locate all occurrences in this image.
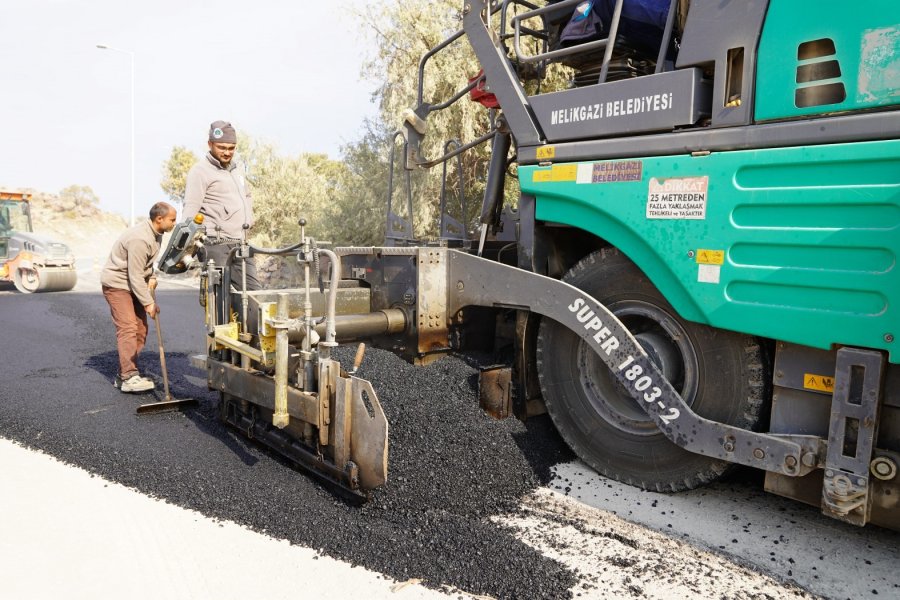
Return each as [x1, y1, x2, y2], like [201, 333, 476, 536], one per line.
[536, 248, 765, 492]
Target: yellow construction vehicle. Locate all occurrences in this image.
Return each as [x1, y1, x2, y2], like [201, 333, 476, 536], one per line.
[0, 191, 77, 293]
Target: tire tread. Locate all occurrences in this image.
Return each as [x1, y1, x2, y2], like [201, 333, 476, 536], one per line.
[536, 248, 766, 492]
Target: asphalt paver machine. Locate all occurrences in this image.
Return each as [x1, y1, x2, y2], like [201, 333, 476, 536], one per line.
[164, 0, 900, 528]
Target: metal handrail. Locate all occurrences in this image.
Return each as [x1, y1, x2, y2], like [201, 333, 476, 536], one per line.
[654, 0, 679, 74]
[415, 28, 467, 107]
[597, 0, 624, 83]
[431, 75, 482, 111]
[499, 0, 542, 40]
[414, 0, 513, 111]
[414, 127, 498, 169]
[512, 0, 605, 64]
[510, 0, 625, 85]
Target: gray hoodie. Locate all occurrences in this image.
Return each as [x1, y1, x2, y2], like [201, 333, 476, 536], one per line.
[183, 153, 254, 239]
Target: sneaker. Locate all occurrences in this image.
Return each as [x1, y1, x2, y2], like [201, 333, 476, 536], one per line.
[114, 373, 155, 389]
[119, 374, 155, 393]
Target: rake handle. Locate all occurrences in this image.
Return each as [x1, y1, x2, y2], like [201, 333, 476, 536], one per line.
[151, 289, 172, 401]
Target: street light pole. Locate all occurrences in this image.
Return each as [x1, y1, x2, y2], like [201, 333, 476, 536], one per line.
[96, 44, 135, 227]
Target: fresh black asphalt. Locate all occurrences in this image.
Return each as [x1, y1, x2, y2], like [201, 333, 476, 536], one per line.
[0, 286, 577, 599]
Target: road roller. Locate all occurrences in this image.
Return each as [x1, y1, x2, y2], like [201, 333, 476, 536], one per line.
[0, 191, 77, 293]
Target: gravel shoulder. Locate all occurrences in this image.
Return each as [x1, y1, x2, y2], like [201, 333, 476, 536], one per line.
[503, 489, 817, 600]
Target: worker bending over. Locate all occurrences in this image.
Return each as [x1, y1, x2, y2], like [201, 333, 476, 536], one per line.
[101, 202, 177, 393]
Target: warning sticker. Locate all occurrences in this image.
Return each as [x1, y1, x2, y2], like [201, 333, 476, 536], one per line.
[804, 373, 835, 394]
[697, 264, 720, 284]
[532, 164, 577, 183]
[696, 249, 725, 265]
[536, 146, 556, 160]
[647, 176, 708, 219]
[551, 165, 577, 181]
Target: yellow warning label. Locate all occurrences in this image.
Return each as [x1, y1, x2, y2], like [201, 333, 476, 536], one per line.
[536, 146, 556, 160]
[696, 249, 725, 265]
[532, 165, 577, 183]
[551, 165, 577, 182]
[804, 373, 835, 393]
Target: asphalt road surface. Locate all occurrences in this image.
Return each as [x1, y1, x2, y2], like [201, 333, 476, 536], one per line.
[1, 273, 898, 599]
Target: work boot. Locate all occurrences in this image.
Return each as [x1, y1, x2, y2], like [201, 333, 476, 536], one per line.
[117, 374, 155, 393]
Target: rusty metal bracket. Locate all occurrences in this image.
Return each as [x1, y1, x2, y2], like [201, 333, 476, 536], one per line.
[347, 377, 389, 490]
[822, 347, 886, 526]
[478, 365, 513, 419]
[417, 248, 451, 358]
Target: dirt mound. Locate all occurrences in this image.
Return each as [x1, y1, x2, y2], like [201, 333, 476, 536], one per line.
[9, 188, 129, 261]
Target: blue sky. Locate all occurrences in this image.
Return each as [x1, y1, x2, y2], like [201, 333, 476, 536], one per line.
[0, 0, 379, 222]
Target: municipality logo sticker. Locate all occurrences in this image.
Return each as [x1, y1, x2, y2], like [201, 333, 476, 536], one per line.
[213, 127, 224, 139]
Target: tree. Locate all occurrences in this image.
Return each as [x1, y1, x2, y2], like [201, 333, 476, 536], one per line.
[219, 134, 355, 247]
[156, 2, 563, 247]
[159, 137, 339, 246]
[160, 146, 198, 203]
[58, 185, 99, 210]
[358, 0, 487, 239]
[357, 0, 562, 240]
[326, 119, 395, 246]
[246, 142, 343, 247]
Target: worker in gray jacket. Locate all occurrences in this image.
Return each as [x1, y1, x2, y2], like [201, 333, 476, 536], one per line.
[182, 120, 260, 290]
[101, 202, 177, 393]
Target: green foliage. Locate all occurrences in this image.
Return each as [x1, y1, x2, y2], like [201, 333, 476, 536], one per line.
[361, 0, 491, 238]
[241, 137, 347, 247]
[58, 184, 99, 209]
[160, 146, 199, 203]
[158, 1, 571, 247]
[243, 129, 392, 247]
[328, 120, 394, 246]
[358, 0, 568, 238]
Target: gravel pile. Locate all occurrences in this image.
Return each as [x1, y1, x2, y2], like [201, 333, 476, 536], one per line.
[0, 290, 578, 599]
[347, 346, 577, 597]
